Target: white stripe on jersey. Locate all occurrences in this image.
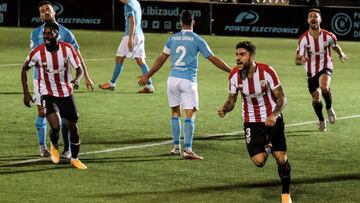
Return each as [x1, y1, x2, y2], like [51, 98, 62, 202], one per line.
[229, 63, 280, 123]
[26, 42, 81, 97]
[297, 29, 337, 78]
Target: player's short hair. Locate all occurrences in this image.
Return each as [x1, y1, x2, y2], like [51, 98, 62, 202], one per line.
[308, 8, 321, 15]
[38, 1, 53, 8]
[236, 41, 256, 56]
[44, 21, 59, 32]
[180, 10, 193, 26]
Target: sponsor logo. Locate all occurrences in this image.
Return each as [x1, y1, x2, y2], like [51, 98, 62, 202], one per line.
[235, 10, 259, 25]
[52, 2, 64, 16]
[331, 13, 352, 36]
[223, 10, 299, 35]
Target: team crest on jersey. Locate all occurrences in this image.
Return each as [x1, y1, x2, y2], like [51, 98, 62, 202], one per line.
[260, 80, 267, 87]
[63, 58, 68, 65]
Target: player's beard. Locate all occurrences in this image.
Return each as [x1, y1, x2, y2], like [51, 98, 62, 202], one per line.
[240, 62, 251, 80]
[45, 38, 58, 52]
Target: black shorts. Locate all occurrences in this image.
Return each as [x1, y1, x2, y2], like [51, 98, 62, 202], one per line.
[243, 115, 287, 157]
[41, 95, 79, 122]
[307, 68, 333, 93]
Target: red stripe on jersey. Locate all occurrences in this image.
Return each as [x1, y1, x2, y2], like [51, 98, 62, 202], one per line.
[61, 43, 73, 95]
[323, 32, 328, 69]
[242, 94, 249, 123]
[51, 51, 64, 97]
[305, 33, 312, 78]
[262, 64, 279, 87]
[29, 45, 44, 62]
[314, 33, 320, 74]
[40, 46, 53, 96]
[248, 77, 261, 122]
[64, 42, 80, 65]
[259, 67, 272, 117]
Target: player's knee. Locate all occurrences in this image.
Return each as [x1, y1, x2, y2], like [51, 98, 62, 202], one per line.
[115, 56, 124, 64]
[252, 156, 267, 167]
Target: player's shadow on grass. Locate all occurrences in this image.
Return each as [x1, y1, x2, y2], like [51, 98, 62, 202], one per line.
[0, 164, 72, 175]
[85, 137, 170, 145]
[195, 134, 243, 141]
[285, 129, 319, 136]
[0, 154, 40, 161]
[93, 173, 360, 198]
[80, 154, 182, 164]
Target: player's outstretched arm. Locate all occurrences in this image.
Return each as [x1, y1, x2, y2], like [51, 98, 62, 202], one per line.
[218, 93, 238, 118]
[76, 49, 94, 90]
[138, 52, 169, 86]
[21, 62, 33, 107]
[332, 44, 349, 63]
[208, 55, 231, 73]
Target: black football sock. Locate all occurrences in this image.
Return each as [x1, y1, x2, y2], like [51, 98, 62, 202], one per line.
[312, 101, 324, 121]
[50, 127, 60, 147]
[278, 160, 291, 194]
[322, 90, 332, 110]
[70, 143, 80, 159]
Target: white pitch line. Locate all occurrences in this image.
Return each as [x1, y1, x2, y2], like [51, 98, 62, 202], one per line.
[0, 57, 113, 67]
[7, 114, 360, 165]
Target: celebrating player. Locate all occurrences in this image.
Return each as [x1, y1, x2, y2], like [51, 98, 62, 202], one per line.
[295, 8, 348, 132]
[22, 22, 87, 169]
[218, 41, 292, 203]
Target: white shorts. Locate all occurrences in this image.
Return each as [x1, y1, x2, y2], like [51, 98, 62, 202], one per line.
[167, 77, 199, 110]
[33, 79, 41, 105]
[116, 35, 146, 59]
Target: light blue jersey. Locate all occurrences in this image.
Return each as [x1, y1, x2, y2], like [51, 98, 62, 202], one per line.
[164, 30, 213, 82]
[30, 23, 79, 79]
[124, 0, 143, 36]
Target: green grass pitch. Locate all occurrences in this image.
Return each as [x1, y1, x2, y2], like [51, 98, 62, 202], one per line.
[0, 27, 359, 202]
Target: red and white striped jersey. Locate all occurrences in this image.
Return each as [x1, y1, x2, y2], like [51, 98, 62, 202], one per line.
[26, 41, 81, 97]
[228, 63, 281, 123]
[296, 29, 337, 79]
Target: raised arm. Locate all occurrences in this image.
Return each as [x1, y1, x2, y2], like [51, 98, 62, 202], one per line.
[208, 55, 231, 73]
[138, 52, 169, 86]
[217, 92, 238, 118]
[265, 85, 287, 126]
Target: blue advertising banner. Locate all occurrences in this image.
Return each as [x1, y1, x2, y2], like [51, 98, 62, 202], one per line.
[0, 0, 18, 26]
[114, 1, 211, 34]
[19, 0, 113, 30]
[321, 7, 360, 40]
[212, 4, 308, 38]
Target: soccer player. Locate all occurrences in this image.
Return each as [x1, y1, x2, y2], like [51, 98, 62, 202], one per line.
[30, 1, 93, 158]
[138, 10, 231, 160]
[295, 8, 348, 132]
[22, 22, 87, 170]
[99, 0, 154, 93]
[218, 41, 292, 203]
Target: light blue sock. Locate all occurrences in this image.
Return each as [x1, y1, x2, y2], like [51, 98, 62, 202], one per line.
[140, 64, 152, 85]
[171, 117, 181, 145]
[184, 118, 195, 151]
[35, 116, 46, 146]
[110, 63, 123, 84]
